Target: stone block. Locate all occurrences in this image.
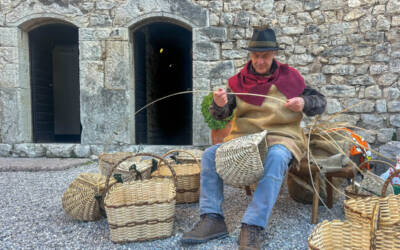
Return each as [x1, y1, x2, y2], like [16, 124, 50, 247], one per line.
[377, 15, 391, 31]
[222, 49, 247, 60]
[81, 89, 130, 144]
[355, 64, 370, 75]
[229, 27, 246, 40]
[193, 94, 210, 145]
[0, 144, 12, 157]
[344, 9, 366, 21]
[379, 141, 400, 160]
[282, 26, 305, 35]
[285, 0, 303, 12]
[321, 65, 355, 75]
[80, 61, 105, 95]
[342, 98, 375, 112]
[304, 73, 326, 87]
[193, 42, 220, 61]
[376, 99, 387, 113]
[384, 87, 400, 99]
[288, 54, 314, 66]
[387, 0, 400, 14]
[365, 32, 385, 43]
[361, 114, 385, 129]
[305, 0, 320, 10]
[89, 14, 112, 27]
[254, 0, 274, 13]
[235, 11, 251, 27]
[321, 0, 345, 10]
[320, 85, 356, 97]
[365, 85, 382, 99]
[45, 144, 74, 158]
[391, 114, 400, 127]
[0, 28, 18, 47]
[105, 41, 130, 90]
[390, 59, 400, 73]
[331, 75, 345, 84]
[378, 73, 398, 86]
[326, 98, 342, 114]
[79, 28, 129, 41]
[194, 61, 234, 79]
[370, 64, 389, 75]
[14, 144, 45, 158]
[193, 78, 210, 90]
[388, 101, 400, 112]
[90, 145, 105, 156]
[323, 45, 353, 57]
[393, 16, 400, 26]
[221, 13, 234, 25]
[73, 145, 91, 158]
[170, 0, 208, 27]
[0, 63, 18, 88]
[329, 114, 360, 126]
[0, 47, 18, 64]
[80, 41, 103, 60]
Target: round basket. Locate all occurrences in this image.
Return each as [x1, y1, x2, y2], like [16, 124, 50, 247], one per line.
[153, 150, 201, 203]
[173, 149, 203, 164]
[215, 130, 267, 187]
[98, 152, 152, 182]
[62, 173, 117, 221]
[344, 170, 400, 236]
[103, 153, 177, 243]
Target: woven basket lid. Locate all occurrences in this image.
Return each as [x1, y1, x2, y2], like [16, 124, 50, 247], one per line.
[344, 195, 400, 226]
[104, 178, 176, 207]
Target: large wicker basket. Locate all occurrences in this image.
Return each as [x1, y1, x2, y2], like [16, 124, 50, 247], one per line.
[153, 150, 201, 204]
[62, 173, 117, 221]
[215, 130, 267, 187]
[103, 153, 177, 243]
[98, 152, 153, 182]
[344, 170, 400, 236]
[308, 219, 400, 250]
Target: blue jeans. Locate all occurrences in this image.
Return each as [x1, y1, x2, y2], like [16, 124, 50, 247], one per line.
[199, 144, 292, 228]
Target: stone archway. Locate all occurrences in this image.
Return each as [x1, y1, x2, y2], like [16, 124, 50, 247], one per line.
[132, 18, 192, 145]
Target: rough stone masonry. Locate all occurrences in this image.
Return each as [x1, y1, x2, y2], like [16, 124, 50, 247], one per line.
[0, 0, 399, 159]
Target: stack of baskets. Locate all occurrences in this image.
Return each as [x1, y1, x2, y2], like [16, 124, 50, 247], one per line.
[152, 150, 201, 203]
[62, 172, 117, 221]
[103, 153, 177, 243]
[308, 169, 400, 249]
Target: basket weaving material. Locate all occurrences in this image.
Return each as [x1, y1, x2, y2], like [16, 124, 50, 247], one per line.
[62, 173, 117, 221]
[215, 130, 267, 187]
[358, 171, 394, 196]
[153, 150, 201, 203]
[308, 219, 400, 250]
[99, 152, 152, 182]
[174, 149, 203, 164]
[103, 153, 177, 243]
[344, 185, 372, 200]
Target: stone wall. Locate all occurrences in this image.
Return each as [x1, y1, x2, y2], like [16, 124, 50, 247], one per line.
[0, 0, 399, 159]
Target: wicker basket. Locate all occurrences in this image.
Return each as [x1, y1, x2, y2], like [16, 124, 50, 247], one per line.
[215, 130, 267, 187]
[308, 219, 400, 250]
[62, 173, 117, 221]
[344, 170, 400, 236]
[153, 150, 201, 204]
[103, 153, 177, 243]
[99, 152, 153, 182]
[173, 149, 203, 164]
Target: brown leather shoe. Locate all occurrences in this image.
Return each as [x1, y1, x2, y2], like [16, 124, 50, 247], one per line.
[238, 223, 263, 250]
[181, 214, 228, 244]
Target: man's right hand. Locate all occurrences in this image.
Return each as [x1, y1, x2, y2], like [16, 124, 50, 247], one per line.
[213, 88, 228, 107]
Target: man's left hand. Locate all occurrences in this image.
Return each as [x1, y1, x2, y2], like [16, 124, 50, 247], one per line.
[284, 97, 304, 112]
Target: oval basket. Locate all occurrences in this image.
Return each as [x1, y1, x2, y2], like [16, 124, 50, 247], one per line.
[103, 153, 177, 243]
[62, 172, 117, 221]
[215, 130, 267, 187]
[153, 150, 201, 203]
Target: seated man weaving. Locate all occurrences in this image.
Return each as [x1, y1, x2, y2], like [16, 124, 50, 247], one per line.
[181, 28, 327, 249]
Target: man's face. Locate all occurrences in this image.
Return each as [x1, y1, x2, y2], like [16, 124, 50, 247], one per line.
[250, 51, 276, 74]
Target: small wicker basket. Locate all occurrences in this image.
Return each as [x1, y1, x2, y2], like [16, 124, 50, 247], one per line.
[215, 130, 267, 187]
[173, 149, 203, 164]
[98, 152, 153, 182]
[153, 150, 201, 204]
[344, 170, 400, 236]
[62, 173, 117, 221]
[103, 153, 177, 243]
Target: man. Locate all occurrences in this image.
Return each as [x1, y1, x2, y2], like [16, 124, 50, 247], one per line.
[181, 28, 326, 249]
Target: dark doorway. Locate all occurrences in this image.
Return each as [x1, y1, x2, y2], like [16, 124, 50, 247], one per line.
[134, 22, 192, 145]
[29, 24, 80, 143]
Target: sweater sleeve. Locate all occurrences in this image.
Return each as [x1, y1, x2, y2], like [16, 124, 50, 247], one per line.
[300, 86, 327, 116]
[209, 88, 237, 120]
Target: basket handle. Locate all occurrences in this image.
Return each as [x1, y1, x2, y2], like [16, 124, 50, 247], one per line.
[158, 150, 201, 169]
[381, 169, 400, 197]
[102, 153, 177, 202]
[370, 203, 380, 250]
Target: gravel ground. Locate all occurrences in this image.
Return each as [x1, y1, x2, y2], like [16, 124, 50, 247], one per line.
[0, 162, 346, 250]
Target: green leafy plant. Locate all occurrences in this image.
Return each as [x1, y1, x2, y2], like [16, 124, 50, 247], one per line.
[201, 92, 233, 130]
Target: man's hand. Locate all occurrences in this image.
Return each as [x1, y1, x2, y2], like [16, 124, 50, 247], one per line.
[284, 97, 304, 112]
[213, 88, 228, 107]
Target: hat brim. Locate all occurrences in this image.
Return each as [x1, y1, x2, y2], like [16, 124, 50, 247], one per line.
[244, 47, 284, 52]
